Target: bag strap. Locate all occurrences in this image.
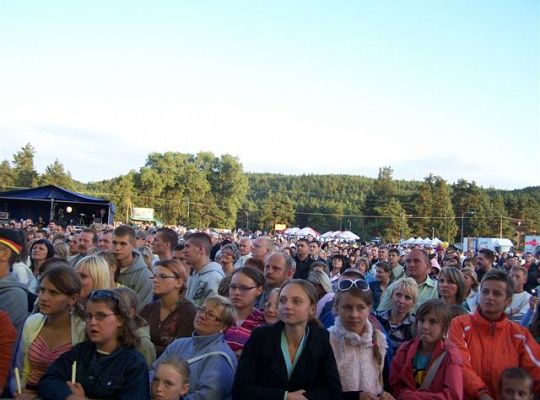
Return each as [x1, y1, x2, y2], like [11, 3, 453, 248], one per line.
[420, 350, 448, 390]
[187, 351, 234, 370]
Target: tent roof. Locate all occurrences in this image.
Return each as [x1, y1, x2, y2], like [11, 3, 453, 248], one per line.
[0, 185, 110, 205]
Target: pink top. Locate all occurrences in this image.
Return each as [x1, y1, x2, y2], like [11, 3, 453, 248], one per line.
[26, 336, 72, 388]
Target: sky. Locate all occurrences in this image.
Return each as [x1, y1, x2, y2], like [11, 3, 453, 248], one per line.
[0, 0, 538, 190]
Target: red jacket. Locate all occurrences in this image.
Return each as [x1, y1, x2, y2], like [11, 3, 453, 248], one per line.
[389, 337, 463, 400]
[449, 310, 540, 399]
[0, 310, 16, 393]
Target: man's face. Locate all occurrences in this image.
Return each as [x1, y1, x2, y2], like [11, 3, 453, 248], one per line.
[238, 239, 251, 256]
[264, 253, 291, 288]
[510, 270, 526, 292]
[152, 233, 167, 255]
[477, 254, 491, 270]
[145, 234, 155, 247]
[172, 249, 185, 262]
[251, 238, 269, 261]
[98, 232, 113, 251]
[404, 250, 429, 282]
[112, 234, 135, 262]
[309, 243, 319, 257]
[388, 251, 400, 266]
[182, 239, 201, 265]
[78, 232, 95, 255]
[296, 241, 309, 258]
[524, 254, 533, 264]
[378, 249, 388, 262]
[69, 235, 79, 253]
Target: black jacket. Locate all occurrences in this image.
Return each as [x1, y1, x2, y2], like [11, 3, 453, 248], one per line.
[232, 321, 342, 400]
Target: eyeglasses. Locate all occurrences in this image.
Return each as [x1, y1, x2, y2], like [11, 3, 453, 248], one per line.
[196, 306, 222, 322]
[150, 273, 179, 280]
[338, 279, 370, 292]
[84, 312, 117, 322]
[229, 284, 257, 292]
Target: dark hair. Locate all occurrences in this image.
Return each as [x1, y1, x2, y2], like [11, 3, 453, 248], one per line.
[309, 240, 320, 248]
[341, 269, 364, 280]
[97, 251, 121, 283]
[185, 232, 212, 255]
[243, 257, 265, 272]
[40, 266, 83, 316]
[87, 289, 140, 348]
[478, 248, 495, 262]
[113, 287, 147, 329]
[375, 261, 392, 274]
[39, 257, 71, 275]
[232, 266, 265, 287]
[113, 225, 136, 242]
[415, 299, 452, 336]
[157, 228, 179, 249]
[481, 269, 513, 299]
[172, 243, 185, 252]
[388, 248, 400, 257]
[30, 239, 55, 270]
[499, 367, 533, 392]
[82, 229, 98, 244]
[296, 238, 309, 246]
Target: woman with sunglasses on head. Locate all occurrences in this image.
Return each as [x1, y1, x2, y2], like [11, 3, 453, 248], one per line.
[224, 267, 265, 358]
[232, 279, 342, 400]
[140, 259, 196, 357]
[38, 289, 149, 400]
[330, 278, 394, 400]
[151, 295, 238, 400]
[11, 266, 85, 400]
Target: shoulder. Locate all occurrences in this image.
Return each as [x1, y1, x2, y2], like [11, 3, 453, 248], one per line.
[443, 341, 464, 365]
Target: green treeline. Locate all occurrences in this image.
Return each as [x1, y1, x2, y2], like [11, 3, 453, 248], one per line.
[1, 143, 539, 244]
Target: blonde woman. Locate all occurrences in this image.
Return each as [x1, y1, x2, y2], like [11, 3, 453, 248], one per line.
[74, 255, 112, 306]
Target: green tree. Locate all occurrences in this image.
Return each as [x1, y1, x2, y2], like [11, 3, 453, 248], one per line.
[374, 198, 410, 243]
[258, 194, 295, 231]
[0, 160, 15, 190]
[431, 177, 458, 241]
[39, 159, 76, 190]
[411, 176, 434, 237]
[12, 143, 38, 187]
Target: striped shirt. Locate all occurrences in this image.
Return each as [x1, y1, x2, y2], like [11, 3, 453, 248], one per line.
[26, 336, 72, 389]
[224, 309, 265, 352]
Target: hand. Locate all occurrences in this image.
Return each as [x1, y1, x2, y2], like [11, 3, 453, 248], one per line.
[529, 295, 538, 309]
[14, 389, 38, 400]
[287, 390, 308, 400]
[66, 381, 85, 398]
[359, 392, 379, 400]
[379, 392, 396, 400]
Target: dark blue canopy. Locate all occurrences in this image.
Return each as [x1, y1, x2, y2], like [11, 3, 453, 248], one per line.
[0, 185, 115, 225]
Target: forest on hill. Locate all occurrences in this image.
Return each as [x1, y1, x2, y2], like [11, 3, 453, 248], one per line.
[1, 143, 539, 244]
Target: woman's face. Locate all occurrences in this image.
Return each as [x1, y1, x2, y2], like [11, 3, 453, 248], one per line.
[391, 287, 415, 315]
[229, 272, 262, 311]
[220, 249, 235, 266]
[78, 269, 94, 300]
[463, 274, 475, 291]
[332, 258, 343, 270]
[479, 279, 511, 319]
[193, 302, 227, 336]
[278, 283, 314, 327]
[151, 363, 189, 400]
[416, 311, 445, 347]
[438, 275, 458, 304]
[336, 291, 370, 335]
[85, 301, 122, 353]
[38, 277, 78, 316]
[152, 266, 183, 297]
[264, 290, 279, 325]
[32, 243, 49, 261]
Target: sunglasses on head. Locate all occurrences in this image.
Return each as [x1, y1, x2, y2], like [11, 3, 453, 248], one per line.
[337, 279, 370, 292]
[89, 289, 121, 303]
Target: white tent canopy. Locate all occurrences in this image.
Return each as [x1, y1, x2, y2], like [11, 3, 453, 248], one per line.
[335, 230, 360, 240]
[297, 227, 320, 237]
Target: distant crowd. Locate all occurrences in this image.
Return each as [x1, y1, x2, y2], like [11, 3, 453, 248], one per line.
[0, 219, 539, 399]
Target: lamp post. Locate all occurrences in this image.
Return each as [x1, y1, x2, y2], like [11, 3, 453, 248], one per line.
[431, 227, 435, 238]
[460, 211, 475, 244]
[347, 220, 352, 231]
[244, 211, 249, 231]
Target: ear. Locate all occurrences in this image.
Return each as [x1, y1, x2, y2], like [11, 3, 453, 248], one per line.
[68, 294, 80, 307]
[255, 286, 263, 297]
[181, 383, 190, 396]
[174, 277, 184, 290]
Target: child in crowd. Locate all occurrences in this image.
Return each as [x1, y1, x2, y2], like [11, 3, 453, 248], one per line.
[390, 299, 463, 399]
[38, 289, 149, 400]
[499, 367, 534, 400]
[151, 356, 190, 400]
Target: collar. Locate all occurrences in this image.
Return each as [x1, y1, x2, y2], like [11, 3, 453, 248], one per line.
[418, 275, 437, 288]
[191, 331, 224, 350]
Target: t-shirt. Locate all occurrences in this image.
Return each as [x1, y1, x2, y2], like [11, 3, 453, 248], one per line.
[412, 351, 431, 388]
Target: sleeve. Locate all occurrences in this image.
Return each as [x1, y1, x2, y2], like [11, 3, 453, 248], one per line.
[116, 355, 150, 400]
[517, 329, 540, 395]
[376, 282, 394, 312]
[232, 332, 285, 400]
[38, 347, 77, 400]
[9, 315, 31, 393]
[137, 272, 154, 309]
[183, 352, 235, 400]
[447, 318, 489, 399]
[0, 312, 16, 394]
[302, 332, 343, 400]
[389, 342, 409, 398]
[137, 337, 157, 368]
[520, 308, 534, 327]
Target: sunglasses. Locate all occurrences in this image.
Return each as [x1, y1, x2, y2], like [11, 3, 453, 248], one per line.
[337, 279, 370, 292]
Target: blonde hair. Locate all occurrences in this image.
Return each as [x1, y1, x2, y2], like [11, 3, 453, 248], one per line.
[391, 277, 419, 305]
[75, 255, 112, 290]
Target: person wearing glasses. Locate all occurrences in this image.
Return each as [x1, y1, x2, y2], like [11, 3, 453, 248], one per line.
[38, 289, 149, 400]
[140, 259, 196, 357]
[11, 266, 85, 400]
[224, 267, 265, 357]
[151, 295, 237, 400]
[232, 280, 342, 400]
[329, 278, 394, 400]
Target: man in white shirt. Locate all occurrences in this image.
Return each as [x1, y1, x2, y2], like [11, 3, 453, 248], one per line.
[506, 266, 531, 322]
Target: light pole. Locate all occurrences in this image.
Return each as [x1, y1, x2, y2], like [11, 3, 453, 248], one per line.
[244, 211, 249, 231]
[431, 227, 435, 238]
[339, 217, 343, 231]
[347, 220, 352, 231]
[460, 211, 475, 244]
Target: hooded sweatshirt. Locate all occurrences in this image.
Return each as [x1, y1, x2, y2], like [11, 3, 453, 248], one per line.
[118, 252, 153, 308]
[186, 262, 224, 306]
[0, 273, 28, 339]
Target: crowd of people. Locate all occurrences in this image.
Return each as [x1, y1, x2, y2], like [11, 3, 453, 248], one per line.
[0, 219, 539, 400]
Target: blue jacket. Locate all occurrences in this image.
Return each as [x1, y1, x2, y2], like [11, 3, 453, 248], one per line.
[38, 341, 149, 400]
